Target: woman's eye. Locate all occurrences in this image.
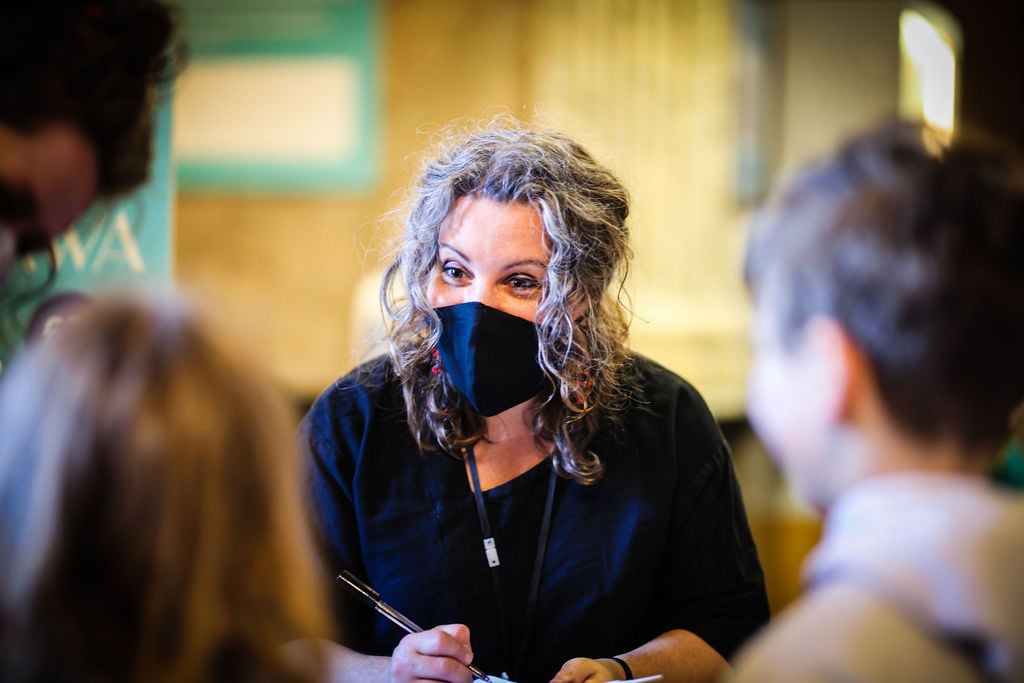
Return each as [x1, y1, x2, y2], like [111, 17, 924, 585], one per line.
[441, 265, 467, 282]
[509, 277, 540, 292]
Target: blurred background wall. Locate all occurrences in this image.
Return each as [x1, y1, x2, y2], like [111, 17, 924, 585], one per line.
[170, 0, 1023, 613]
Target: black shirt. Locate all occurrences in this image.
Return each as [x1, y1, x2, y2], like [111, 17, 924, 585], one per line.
[302, 354, 769, 682]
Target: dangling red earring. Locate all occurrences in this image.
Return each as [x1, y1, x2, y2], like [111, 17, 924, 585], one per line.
[431, 349, 442, 375]
[573, 367, 594, 408]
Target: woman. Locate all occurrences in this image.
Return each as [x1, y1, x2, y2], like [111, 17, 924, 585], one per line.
[303, 120, 769, 683]
[0, 293, 332, 682]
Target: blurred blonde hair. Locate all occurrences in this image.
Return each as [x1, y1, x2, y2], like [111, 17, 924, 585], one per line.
[0, 292, 331, 682]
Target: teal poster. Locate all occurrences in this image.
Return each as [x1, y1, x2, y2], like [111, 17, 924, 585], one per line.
[174, 0, 379, 192]
[0, 96, 173, 371]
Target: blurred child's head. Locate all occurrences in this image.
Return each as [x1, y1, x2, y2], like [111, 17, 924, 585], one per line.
[744, 120, 1024, 506]
[0, 293, 329, 682]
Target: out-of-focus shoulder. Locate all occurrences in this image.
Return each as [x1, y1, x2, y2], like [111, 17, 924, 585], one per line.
[303, 356, 404, 432]
[625, 353, 713, 413]
[313, 356, 395, 403]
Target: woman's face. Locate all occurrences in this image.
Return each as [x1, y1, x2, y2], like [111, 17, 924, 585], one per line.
[0, 122, 99, 253]
[428, 196, 549, 323]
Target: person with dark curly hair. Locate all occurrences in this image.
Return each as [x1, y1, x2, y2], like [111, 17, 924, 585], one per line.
[0, 0, 181, 288]
[302, 118, 769, 683]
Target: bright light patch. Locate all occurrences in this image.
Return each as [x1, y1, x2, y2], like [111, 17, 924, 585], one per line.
[900, 10, 957, 134]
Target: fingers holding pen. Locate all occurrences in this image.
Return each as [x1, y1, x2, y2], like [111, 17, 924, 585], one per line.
[389, 624, 477, 683]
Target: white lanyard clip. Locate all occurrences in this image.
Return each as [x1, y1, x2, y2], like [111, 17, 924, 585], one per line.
[483, 537, 500, 567]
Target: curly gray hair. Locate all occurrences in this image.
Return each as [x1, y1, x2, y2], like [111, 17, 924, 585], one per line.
[382, 119, 634, 484]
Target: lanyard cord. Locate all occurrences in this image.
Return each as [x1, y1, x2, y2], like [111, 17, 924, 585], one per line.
[466, 445, 558, 680]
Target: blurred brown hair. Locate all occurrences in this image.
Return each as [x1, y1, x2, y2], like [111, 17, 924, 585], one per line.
[0, 293, 331, 682]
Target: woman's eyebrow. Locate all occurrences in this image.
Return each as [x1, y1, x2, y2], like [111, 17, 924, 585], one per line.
[502, 258, 548, 270]
[437, 243, 548, 270]
[437, 242, 468, 262]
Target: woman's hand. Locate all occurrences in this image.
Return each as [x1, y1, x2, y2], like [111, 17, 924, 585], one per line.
[387, 624, 478, 683]
[548, 657, 621, 683]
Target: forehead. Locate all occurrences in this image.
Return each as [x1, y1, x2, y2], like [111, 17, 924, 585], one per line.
[439, 195, 548, 255]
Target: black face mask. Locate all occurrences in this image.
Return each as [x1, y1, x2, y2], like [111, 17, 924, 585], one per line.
[435, 302, 549, 416]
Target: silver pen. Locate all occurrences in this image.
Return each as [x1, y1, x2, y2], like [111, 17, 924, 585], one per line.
[337, 570, 492, 682]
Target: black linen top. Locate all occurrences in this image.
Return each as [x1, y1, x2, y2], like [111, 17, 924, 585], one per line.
[302, 354, 769, 683]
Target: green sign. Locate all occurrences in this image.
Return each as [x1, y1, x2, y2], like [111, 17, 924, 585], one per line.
[174, 0, 379, 192]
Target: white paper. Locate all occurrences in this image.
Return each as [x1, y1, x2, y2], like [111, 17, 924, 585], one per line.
[485, 671, 662, 682]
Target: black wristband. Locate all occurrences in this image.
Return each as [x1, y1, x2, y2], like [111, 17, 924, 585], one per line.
[610, 656, 633, 680]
